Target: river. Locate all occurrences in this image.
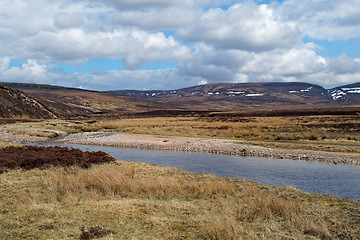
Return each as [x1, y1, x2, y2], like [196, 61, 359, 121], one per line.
[34, 143, 360, 201]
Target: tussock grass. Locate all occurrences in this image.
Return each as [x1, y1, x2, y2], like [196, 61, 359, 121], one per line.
[1, 161, 359, 239]
[8, 128, 60, 138]
[0, 141, 17, 149]
[2, 163, 235, 206]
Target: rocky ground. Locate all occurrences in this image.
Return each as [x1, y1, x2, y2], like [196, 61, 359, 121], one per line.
[53, 132, 360, 165]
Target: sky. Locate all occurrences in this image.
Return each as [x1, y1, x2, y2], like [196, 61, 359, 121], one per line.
[1, 0, 360, 91]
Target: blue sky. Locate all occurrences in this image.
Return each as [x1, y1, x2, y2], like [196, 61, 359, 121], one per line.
[1, 0, 360, 90]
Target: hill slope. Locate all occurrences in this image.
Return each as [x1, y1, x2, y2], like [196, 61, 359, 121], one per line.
[109, 82, 333, 110]
[0, 84, 56, 119]
[1, 83, 168, 118]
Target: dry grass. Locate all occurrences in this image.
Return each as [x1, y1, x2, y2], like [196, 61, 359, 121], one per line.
[8, 128, 60, 138]
[1, 161, 359, 239]
[0, 141, 17, 149]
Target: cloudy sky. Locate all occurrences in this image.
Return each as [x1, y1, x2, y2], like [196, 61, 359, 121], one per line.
[1, 0, 360, 90]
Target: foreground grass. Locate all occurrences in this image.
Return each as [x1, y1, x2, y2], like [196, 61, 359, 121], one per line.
[1, 162, 359, 239]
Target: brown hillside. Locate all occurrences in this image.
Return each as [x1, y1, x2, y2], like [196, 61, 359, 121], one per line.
[5, 87, 168, 118]
[0, 85, 56, 119]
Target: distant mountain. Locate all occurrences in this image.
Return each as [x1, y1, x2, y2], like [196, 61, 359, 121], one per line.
[108, 82, 333, 110]
[329, 82, 360, 102]
[0, 84, 56, 119]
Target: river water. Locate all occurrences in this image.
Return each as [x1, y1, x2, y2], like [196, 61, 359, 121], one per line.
[35, 143, 360, 201]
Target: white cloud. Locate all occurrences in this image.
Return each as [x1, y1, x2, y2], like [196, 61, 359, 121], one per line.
[178, 3, 301, 52]
[240, 48, 327, 76]
[54, 12, 84, 29]
[278, 0, 360, 40]
[0, 0, 360, 91]
[326, 54, 360, 75]
[0, 59, 55, 84]
[178, 42, 360, 88]
[0, 0, 190, 68]
[82, 0, 195, 10]
[16, 27, 190, 69]
[111, 7, 196, 30]
[81, 0, 234, 10]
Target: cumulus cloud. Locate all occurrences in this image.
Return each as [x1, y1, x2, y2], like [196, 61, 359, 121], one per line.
[81, 0, 235, 10]
[178, 3, 301, 52]
[0, 0, 360, 91]
[54, 12, 84, 29]
[26, 28, 190, 68]
[278, 0, 360, 40]
[178, 42, 360, 88]
[111, 7, 196, 30]
[0, 58, 57, 84]
[82, 0, 195, 10]
[326, 55, 360, 75]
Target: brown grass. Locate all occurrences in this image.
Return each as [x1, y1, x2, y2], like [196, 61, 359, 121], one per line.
[1, 161, 359, 239]
[0, 141, 17, 149]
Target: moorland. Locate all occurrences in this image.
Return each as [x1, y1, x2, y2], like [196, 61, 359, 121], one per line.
[0, 82, 360, 239]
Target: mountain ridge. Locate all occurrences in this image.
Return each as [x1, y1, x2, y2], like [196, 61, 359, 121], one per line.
[107, 82, 338, 110]
[1, 81, 360, 117]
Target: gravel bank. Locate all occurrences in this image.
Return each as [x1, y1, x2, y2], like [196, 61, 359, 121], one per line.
[0, 125, 48, 143]
[54, 132, 360, 165]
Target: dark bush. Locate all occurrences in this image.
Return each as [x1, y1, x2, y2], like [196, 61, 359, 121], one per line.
[0, 146, 116, 173]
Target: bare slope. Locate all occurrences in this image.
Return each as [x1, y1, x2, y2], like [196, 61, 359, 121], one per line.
[1, 83, 167, 118]
[0, 84, 55, 119]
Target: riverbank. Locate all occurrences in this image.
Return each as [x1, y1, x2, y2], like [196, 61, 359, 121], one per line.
[0, 120, 359, 165]
[53, 132, 360, 165]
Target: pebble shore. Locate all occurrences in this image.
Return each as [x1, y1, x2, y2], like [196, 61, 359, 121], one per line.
[1, 124, 358, 165]
[54, 132, 360, 165]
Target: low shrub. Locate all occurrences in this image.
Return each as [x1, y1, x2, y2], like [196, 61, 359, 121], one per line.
[0, 146, 115, 173]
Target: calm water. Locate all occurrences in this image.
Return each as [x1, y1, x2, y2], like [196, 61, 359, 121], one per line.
[34, 143, 360, 201]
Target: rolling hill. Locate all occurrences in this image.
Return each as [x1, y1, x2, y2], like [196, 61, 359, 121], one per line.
[108, 82, 334, 110]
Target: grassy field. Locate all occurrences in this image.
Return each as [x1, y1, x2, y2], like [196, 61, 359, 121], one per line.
[1, 161, 359, 239]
